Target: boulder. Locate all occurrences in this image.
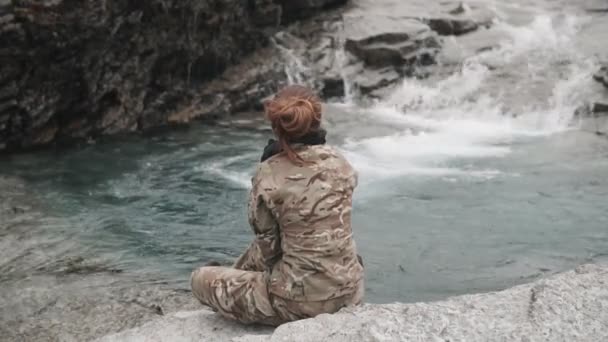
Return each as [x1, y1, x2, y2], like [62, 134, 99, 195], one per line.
[424, 2, 495, 36]
[340, 15, 440, 96]
[344, 16, 441, 69]
[426, 17, 480, 36]
[98, 263, 608, 342]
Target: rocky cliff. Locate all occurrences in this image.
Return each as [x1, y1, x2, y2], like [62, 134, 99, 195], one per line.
[0, 0, 347, 152]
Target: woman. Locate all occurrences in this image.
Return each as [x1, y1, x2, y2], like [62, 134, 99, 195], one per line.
[191, 85, 364, 326]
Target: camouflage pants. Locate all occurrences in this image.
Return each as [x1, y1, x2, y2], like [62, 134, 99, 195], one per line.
[190, 251, 364, 325]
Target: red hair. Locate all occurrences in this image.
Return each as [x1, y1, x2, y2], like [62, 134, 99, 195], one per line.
[264, 85, 322, 164]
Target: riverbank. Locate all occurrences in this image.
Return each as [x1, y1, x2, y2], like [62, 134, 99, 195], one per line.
[98, 262, 608, 342]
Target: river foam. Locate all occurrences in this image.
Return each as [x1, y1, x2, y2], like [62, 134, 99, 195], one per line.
[330, 14, 599, 180]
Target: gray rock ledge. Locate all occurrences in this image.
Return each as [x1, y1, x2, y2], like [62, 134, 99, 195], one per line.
[98, 263, 608, 342]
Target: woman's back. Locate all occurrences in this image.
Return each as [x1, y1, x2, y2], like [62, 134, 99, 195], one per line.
[253, 144, 364, 302]
[192, 85, 364, 325]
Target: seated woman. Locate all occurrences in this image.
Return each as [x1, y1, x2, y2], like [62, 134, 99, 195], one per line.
[191, 85, 364, 326]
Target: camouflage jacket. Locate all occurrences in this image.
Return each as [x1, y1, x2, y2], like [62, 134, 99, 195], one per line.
[245, 144, 364, 302]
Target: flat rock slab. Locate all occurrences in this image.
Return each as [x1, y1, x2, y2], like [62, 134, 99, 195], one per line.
[99, 263, 608, 342]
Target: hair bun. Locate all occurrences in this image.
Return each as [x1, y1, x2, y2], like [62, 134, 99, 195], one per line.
[264, 85, 322, 163]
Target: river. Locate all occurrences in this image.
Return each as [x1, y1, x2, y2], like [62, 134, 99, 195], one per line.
[1, 0, 608, 340]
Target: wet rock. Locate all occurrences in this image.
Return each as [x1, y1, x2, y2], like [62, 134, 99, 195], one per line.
[0, 0, 349, 153]
[426, 17, 479, 36]
[352, 67, 401, 96]
[425, 2, 495, 36]
[594, 64, 608, 89]
[98, 263, 608, 342]
[163, 47, 287, 126]
[340, 15, 440, 96]
[344, 16, 441, 69]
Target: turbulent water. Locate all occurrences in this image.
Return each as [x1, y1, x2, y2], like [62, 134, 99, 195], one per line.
[1, 0, 608, 335]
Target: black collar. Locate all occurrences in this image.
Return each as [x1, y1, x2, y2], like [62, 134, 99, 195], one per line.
[260, 129, 327, 162]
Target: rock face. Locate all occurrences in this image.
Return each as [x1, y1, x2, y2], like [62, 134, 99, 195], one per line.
[0, 0, 347, 153]
[0, 0, 499, 152]
[98, 263, 608, 342]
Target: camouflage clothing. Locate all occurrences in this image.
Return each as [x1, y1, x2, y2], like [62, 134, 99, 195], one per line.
[191, 144, 364, 325]
[190, 263, 364, 325]
[190, 266, 281, 325]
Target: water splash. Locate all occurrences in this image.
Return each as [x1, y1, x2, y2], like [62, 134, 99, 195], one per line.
[333, 20, 359, 103]
[271, 33, 311, 86]
[195, 154, 256, 189]
[335, 14, 598, 180]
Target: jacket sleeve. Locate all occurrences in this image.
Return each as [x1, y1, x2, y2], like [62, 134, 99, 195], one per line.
[233, 164, 281, 271]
